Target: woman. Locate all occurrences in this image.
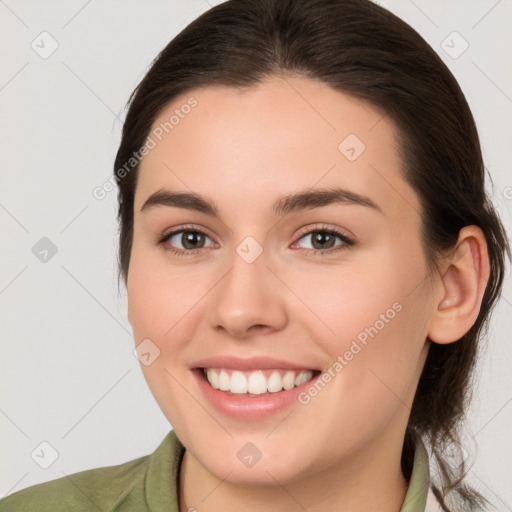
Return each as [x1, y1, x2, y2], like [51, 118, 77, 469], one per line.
[1, 0, 509, 511]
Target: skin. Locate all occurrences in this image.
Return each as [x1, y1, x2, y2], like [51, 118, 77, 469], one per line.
[127, 76, 490, 512]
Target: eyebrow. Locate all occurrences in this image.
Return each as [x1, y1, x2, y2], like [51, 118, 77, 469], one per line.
[140, 187, 383, 217]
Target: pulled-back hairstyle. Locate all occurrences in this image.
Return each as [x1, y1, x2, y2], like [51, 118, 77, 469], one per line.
[113, 0, 510, 509]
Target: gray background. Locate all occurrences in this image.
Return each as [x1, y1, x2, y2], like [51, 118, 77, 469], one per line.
[1, 0, 511, 507]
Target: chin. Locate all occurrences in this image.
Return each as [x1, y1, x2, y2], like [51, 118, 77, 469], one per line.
[195, 439, 313, 486]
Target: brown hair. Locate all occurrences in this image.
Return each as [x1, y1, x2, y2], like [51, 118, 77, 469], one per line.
[113, 0, 510, 509]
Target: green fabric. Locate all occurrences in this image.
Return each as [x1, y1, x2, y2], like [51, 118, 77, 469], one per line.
[0, 429, 430, 511]
[401, 435, 430, 512]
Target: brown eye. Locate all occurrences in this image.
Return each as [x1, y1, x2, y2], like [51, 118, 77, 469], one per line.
[179, 231, 207, 250]
[309, 231, 337, 250]
[294, 227, 355, 255]
[160, 229, 216, 254]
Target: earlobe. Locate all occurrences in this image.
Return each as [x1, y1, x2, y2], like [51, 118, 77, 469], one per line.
[428, 226, 490, 345]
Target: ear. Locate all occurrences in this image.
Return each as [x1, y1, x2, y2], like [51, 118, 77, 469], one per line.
[428, 225, 490, 344]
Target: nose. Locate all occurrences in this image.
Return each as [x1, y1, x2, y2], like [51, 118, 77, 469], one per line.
[207, 244, 288, 339]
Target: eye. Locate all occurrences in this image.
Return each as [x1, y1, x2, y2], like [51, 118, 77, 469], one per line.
[158, 226, 216, 256]
[158, 224, 355, 257]
[292, 225, 355, 255]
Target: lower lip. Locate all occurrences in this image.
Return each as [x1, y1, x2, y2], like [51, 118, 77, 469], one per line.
[191, 368, 321, 421]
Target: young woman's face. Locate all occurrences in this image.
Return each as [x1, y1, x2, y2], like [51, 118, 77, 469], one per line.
[127, 76, 435, 484]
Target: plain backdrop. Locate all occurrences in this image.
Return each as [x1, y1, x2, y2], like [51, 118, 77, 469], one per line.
[1, 0, 511, 507]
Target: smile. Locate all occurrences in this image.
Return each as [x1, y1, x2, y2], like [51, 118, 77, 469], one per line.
[201, 367, 321, 396]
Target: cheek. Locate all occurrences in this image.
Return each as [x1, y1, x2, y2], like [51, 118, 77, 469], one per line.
[126, 247, 209, 426]
[292, 244, 429, 401]
[128, 241, 202, 338]
[285, 255, 410, 348]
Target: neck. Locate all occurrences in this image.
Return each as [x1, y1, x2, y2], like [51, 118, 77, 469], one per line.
[178, 431, 410, 512]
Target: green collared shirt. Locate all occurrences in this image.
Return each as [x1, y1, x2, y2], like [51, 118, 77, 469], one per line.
[0, 429, 438, 511]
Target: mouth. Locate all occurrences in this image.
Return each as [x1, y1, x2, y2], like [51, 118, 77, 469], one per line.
[196, 367, 322, 397]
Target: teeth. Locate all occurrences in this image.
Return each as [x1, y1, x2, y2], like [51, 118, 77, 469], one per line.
[231, 371, 248, 393]
[203, 368, 315, 395]
[267, 371, 283, 393]
[218, 369, 230, 391]
[248, 370, 267, 394]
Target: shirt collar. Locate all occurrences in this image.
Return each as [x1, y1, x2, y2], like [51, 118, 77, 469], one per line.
[145, 429, 431, 512]
[145, 429, 184, 511]
[399, 435, 431, 511]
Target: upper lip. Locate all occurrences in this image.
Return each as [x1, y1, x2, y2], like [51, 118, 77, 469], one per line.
[192, 355, 320, 372]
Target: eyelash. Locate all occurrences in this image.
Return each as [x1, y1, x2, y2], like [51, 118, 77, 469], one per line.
[157, 224, 355, 257]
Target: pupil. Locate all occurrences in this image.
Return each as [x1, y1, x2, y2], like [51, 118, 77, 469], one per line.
[183, 232, 203, 249]
[313, 231, 334, 249]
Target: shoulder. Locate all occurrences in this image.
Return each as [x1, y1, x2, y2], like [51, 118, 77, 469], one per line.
[0, 453, 150, 512]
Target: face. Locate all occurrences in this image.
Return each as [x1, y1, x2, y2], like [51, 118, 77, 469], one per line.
[127, 76, 434, 485]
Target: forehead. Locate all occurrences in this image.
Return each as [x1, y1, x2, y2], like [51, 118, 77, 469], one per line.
[135, 76, 420, 219]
